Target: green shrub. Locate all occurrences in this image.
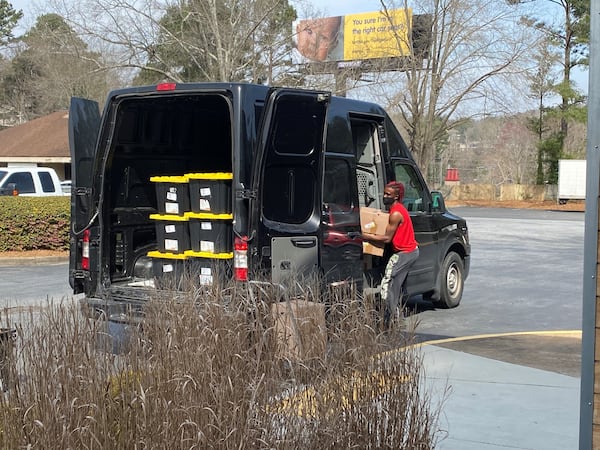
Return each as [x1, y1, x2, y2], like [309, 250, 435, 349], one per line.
[0, 196, 70, 251]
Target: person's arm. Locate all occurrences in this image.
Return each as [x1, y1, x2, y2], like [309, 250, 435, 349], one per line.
[363, 210, 403, 244]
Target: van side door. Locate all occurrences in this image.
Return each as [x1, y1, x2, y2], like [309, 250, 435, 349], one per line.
[68, 97, 101, 294]
[391, 159, 439, 294]
[251, 89, 329, 286]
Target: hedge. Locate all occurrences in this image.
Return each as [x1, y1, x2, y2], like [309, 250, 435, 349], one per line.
[0, 196, 70, 252]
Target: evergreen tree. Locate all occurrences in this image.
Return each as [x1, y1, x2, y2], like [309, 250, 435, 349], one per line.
[0, 0, 21, 47]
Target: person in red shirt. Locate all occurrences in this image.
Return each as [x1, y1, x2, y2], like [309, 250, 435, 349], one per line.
[362, 181, 419, 330]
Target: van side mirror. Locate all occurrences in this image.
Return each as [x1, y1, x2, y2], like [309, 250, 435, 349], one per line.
[431, 191, 446, 212]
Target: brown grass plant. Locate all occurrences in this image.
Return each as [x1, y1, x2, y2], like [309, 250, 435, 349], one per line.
[0, 273, 444, 449]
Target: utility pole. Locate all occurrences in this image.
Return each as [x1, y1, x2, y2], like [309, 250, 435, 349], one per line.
[579, 1, 599, 448]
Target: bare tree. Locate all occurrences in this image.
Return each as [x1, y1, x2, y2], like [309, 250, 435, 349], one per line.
[1, 13, 114, 120]
[48, 0, 298, 85]
[360, 0, 538, 180]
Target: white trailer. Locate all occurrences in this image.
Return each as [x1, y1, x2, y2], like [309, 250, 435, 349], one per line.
[558, 159, 586, 204]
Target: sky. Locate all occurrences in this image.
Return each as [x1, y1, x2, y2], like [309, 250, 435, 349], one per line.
[6, 0, 589, 93]
[9, 0, 386, 20]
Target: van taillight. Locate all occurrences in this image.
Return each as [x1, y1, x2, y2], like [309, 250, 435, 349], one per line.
[156, 82, 176, 91]
[82, 229, 90, 270]
[234, 236, 248, 281]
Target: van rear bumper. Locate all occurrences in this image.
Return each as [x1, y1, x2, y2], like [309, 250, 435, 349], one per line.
[79, 295, 145, 325]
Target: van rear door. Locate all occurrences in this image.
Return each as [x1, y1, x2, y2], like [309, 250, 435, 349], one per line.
[251, 89, 329, 286]
[68, 97, 101, 294]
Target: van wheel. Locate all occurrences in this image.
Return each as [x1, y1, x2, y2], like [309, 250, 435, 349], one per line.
[433, 252, 464, 309]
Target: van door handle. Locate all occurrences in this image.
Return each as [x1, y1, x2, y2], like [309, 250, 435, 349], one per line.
[291, 238, 316, 248]
[348, 232, 362, 239]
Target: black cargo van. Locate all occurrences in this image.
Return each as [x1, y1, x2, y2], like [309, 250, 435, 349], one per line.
[68, 83, 470, 319]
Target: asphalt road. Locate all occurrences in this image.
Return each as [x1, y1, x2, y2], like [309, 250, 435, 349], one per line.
[0, 261, 76, 310]
[409, 206, 584, 337]
[408, 206, 584, 377]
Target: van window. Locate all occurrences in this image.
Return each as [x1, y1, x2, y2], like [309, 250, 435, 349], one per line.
[272, 99, 318, 156]
[323, 157, 353, 211]
[4, 172, 35, 194]
[394, 164, 427, 212]
[351, 119, 383, 209]
[355, 122, 377, 167]
[39, 171, 55, 192]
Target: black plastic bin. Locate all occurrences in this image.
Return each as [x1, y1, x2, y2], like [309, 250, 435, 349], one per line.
[150, 213, 190, 254]
[148, 250, 190, 289]
[150, 175, 190, 216]
[186, 172, 233, 214]
[184, 252, 234, 286]
[186, 212, 233, 255]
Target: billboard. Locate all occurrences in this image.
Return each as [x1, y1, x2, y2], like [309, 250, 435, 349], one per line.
[293, 8, 413, 64]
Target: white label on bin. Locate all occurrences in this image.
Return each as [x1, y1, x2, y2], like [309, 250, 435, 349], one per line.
[201, 222, 212, 230]
[200, 187, 211, 197]
[199, 268, 213, 285]
[165, 239, 179, 252]
[200, 240, 215, 253]
[163, 263, 174, 273]
[165, 202, 179, 214]
[165, 224, 176, 233]
[199, 199, 211, 211]
[166, 191, 178, 201]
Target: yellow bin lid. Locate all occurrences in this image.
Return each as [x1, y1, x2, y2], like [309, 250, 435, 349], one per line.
[186, 172, 233, 180]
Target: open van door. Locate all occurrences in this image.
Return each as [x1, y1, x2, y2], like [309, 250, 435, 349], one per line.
[250, 89, 329, 287]
[68, 98, 100, 294]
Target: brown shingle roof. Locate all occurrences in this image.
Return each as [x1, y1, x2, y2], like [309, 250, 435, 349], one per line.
[0, 111, 69, 158]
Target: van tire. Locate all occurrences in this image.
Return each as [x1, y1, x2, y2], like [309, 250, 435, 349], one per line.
[433, 252, 464, 309]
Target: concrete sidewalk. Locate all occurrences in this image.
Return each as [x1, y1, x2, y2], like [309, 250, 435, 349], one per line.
[421, 343, 580, 449]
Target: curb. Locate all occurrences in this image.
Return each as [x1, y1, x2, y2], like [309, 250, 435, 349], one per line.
[0, 256, 69, 266]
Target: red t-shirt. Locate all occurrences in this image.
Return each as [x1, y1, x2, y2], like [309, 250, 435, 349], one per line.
[390, 202, 418, 253]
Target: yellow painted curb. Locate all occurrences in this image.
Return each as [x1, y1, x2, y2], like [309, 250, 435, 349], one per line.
[417, 330, 582, 348]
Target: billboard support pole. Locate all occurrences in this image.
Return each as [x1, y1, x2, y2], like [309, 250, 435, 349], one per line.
[335, 70, 349, 97]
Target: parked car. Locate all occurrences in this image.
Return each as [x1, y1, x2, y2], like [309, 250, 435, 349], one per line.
[0, 166, 68, 196]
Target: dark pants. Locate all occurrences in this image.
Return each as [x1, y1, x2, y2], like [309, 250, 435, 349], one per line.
[381, 247, 419, 328]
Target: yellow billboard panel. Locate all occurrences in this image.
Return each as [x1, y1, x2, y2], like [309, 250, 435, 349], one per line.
[344, 9, 412, 61]
[293, 8, 413, 63]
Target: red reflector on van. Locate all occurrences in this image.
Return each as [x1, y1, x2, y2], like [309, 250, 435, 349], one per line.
[234, 236, 248, 281]
[82, 229, 90, 271]
[156, 82, 176, 91]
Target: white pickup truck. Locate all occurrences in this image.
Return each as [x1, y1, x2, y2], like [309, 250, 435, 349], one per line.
[0, 166, 69, 196]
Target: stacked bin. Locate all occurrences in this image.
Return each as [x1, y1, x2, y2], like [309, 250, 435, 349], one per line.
[185, 173, 234, 285]
[149, 176, 192, 287]
[147, 250, 189, 289]
[148, 172, 234, 288]
[150, 175, 190, 216]
[187, 172, 233, 215]
[149, 213, 190, 254]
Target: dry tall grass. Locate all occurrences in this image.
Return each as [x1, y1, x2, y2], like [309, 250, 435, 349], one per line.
[0, 279, 444, 449]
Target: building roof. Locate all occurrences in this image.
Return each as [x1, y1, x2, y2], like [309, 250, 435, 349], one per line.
[0, 111, 70, 162]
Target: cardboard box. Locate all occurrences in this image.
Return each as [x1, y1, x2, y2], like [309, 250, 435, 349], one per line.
[271, 300, 326, 361]
[360, 207, 389, 256]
